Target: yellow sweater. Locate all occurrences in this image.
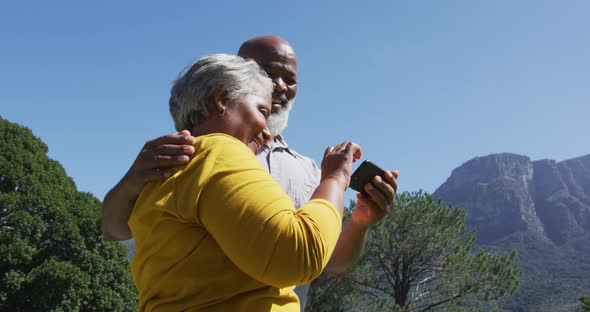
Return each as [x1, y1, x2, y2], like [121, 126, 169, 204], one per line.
[129, 134, 342, 312]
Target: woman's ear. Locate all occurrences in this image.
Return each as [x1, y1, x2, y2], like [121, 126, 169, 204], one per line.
[210, 89, 228, 117]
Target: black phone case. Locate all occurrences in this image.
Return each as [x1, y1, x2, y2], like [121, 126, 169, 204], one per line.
[349, 160, 386, 194]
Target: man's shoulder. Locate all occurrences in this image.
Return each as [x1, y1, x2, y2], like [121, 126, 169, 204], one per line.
[289, 147, 316, 164]
[279, 136, 317, 162]
[285, 147, 321, 178]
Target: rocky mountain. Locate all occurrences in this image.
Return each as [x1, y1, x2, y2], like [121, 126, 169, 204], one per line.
[434, 153, 590, 245]
[433, 153, 590, 311]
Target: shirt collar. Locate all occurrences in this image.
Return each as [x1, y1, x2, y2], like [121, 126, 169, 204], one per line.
[262, 134, 297, 157]
[272, 134, 288, 148]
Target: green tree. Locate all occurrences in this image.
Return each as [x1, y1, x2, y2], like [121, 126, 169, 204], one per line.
[581, 295, 590, 312]
[308, 191, 520, 311]
[0, 117, 137, 311]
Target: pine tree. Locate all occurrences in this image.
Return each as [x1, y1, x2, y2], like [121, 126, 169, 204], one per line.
[308, 191, 520, 311]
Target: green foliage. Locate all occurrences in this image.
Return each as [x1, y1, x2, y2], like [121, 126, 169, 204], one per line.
[485, 232, 590, 311]
[308, 191, 520, 311]
[0, 117, 137, 311]
[581, 295, 590, 312]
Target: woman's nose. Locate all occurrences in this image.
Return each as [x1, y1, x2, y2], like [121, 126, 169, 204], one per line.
[261, 127, 272, 142]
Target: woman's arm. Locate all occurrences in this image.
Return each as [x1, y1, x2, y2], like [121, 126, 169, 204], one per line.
[324, 170, 399, 275]
[197, 139, 360, 287]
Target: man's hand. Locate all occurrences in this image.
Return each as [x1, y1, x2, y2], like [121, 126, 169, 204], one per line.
[101, 130, 196, 241]
[122, 130, 196, 195]
[350, 170, 399, 227]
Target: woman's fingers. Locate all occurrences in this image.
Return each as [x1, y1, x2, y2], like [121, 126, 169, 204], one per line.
[324, 146, 334, 158]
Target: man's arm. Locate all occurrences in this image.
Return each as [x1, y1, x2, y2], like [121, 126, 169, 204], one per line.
[323, 170, 399, 275]
[101, 130, 196, 240]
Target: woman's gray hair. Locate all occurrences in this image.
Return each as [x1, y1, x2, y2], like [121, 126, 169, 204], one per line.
[169, 53, 273, 131]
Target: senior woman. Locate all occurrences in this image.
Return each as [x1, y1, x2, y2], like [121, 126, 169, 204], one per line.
[129, 54, 361, 312]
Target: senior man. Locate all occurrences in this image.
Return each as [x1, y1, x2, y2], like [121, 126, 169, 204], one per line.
[102, 35, 398, 310]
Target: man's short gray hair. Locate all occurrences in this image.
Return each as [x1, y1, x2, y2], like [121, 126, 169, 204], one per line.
[169, 53, 272, 131]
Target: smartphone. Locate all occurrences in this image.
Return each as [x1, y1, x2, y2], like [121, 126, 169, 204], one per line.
[349, 160, 386, 195]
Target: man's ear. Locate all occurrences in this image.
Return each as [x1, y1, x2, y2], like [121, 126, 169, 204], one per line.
[210, 89, 229, 116]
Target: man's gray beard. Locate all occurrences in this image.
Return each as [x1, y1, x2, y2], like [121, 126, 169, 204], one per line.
[267, 99, 294, 136]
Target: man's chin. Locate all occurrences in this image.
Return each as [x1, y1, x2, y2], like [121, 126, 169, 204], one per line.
[267, 116, 287, 137]
[267, 100, 294, 136]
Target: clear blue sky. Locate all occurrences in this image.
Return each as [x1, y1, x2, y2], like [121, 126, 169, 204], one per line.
[2, 1, 589, 202]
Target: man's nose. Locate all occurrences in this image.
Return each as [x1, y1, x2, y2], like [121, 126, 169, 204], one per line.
[273, 78, 287, 92]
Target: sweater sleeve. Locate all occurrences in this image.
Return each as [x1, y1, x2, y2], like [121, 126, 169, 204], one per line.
[197, 137, 342, 288]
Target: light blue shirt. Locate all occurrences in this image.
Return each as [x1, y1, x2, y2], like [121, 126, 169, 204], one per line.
[256, 135, 321, 311]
